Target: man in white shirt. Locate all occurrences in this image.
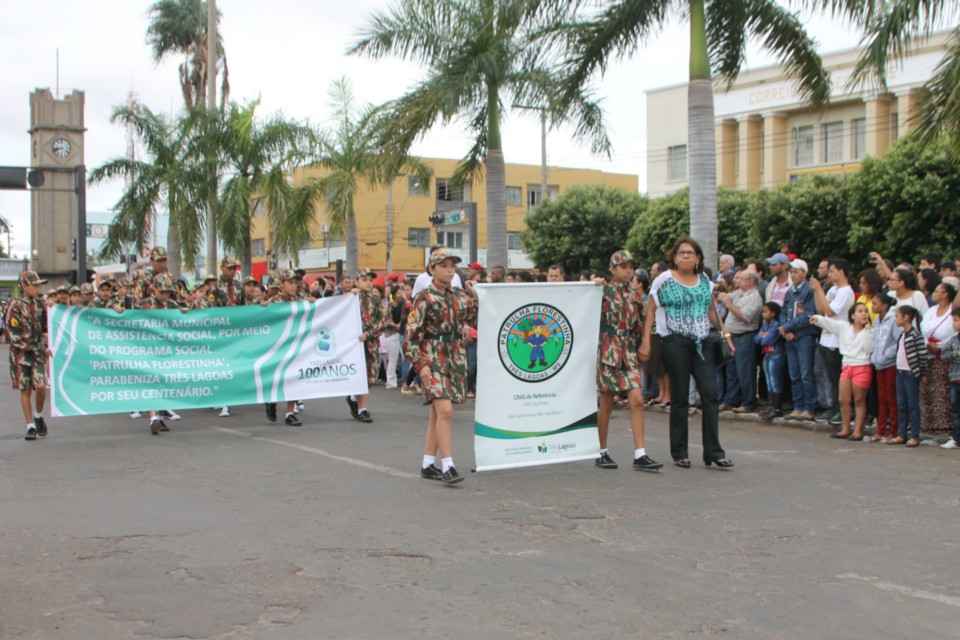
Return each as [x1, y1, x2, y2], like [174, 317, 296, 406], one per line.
[810, 258, 856, 423]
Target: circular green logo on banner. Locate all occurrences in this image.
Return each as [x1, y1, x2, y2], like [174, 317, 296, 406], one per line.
[498, 304, 573, 382]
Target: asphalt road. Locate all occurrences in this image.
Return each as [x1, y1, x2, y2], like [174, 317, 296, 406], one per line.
[2, 345, 959, 639]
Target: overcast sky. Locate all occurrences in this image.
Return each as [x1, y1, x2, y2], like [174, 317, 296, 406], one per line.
[0, 1, 860, 259]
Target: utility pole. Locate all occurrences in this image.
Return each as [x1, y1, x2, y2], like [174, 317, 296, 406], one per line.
[205, 0, 218, 275]
[514, 104, 549, 205]
[386, 179, 394, 274]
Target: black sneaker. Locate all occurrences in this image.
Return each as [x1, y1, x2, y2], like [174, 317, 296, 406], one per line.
[150, 419, 166, 435]
[157, 421, 170, 432]
[265, 403, 277, 423]
[633, 455, 663, 472]
[828, 413, 842, 426]
[346, 396, 360, 419]
[595, 452, 618, 469]
[34, 416, 48, 437]
[356, 409, 373, 423]
[25, 425, 37, 441]
[420, 465, 443, 480]
[442, 466, 464, 485]
[284, 413, 302, 427]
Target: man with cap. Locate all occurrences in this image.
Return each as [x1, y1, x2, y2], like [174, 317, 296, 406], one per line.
[593, 250, 663, 472]
[764, 252, 792, 305]
[6, 271, 51, 440]
[138, 273, 187, 434]
[150, 246, 170, 274]
[404, 248, 477, 485]
[263, 269, 306, 427]
[778, 259, 818, 420]
[90, 280, 119, 310]
[211, 257, 240, 307]
[346, 268, 384, 423]
[79, 282, 95, 307]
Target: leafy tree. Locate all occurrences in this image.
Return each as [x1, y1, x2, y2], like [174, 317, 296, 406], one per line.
[0, 216, 8, 258]
[749, 174, 849, 263]
[89, 106, 207, 276]
[523, 184, 647, 274]
[349, 0, 610, 271]
[626, 188, 758, 268]
[560, 0, 831, 270]
[846, 135, 960, 263]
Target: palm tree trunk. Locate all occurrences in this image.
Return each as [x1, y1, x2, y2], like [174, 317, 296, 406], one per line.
[346, 214, 359, 277]
[688, 0, 718, 272]
[167, 217, 182, 278]
[485, 83, 508, 270]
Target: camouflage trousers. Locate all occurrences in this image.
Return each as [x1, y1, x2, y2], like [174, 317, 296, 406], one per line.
[597, 362, 642, 394]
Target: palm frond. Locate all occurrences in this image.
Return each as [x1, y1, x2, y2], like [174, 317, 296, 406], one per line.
[911, 26, 960, 155]
[348, 0, 463, 65]
[706, 0, 749, 86]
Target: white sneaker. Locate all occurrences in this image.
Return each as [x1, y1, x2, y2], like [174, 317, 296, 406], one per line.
[296, 401, 305, 412]
[167, 411, 181, 421]
[940, 439, 960, 449]
[130, 411, 142, 419]
[219, 407, 231, 418]
[293, 405, 300, 414]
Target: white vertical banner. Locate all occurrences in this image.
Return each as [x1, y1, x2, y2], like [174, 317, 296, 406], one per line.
[474, 283, 602, 472]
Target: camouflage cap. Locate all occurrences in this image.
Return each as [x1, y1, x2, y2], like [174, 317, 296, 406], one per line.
[97, 280, 113, 290]
[609, 250, 636, 268]
[55, 284, 69, 294]
[117, 278, 132, 288]
[242, 276, 259, 286]
[203, 273, 217, 283]
[150, 246, 168, 260]
[277, 269, 299, 282]
[429, 248, 462, 267]
[68, 286, 80, 295]
[356, 268, 376, 280]
[18, 270, 48, 286]
[140, 266, 156, 279]
[267, 281, 281, 290]
[79, 283, 95, 295]
[153, 273, 176, 292]
[220, 256, 240, 268]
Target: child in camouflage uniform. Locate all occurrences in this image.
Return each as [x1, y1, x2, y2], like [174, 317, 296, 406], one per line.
[264, 269, 307, 427]
[139, 273, 188, 435]
[6, 271, 50, 440]
[404, 249, 477, 485]
[594, 250, 662, 472]
[346, 269, 384, 423]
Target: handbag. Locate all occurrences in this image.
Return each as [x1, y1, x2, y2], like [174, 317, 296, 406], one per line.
[706, 329, 734, 367]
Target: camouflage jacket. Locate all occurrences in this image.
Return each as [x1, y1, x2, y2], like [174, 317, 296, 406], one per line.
[598, 281, 643, 369]
[5, 296, 46, 353]
[268, 291, 307, 305]
[403, 283, 476, 374]
[90, 296, 119, 310]
[358, 290, 384, 341]
[211, 275, 239, 307]
[140, 296, 184, 311]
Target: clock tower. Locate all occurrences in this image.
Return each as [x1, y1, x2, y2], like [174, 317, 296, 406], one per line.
[29, 88, 85, 282]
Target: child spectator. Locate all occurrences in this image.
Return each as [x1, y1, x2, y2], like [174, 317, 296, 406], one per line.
[756, 302, 784, 420]
[870, 293, 902, 441]
[812, 302, 875, 440]
[889, 305, 928, 447]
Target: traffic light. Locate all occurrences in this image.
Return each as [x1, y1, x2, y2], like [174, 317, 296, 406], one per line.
[71, 238, 78, 261]
[429, 212, 444, 224]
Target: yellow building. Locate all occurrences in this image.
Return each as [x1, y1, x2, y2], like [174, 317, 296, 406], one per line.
[248, 157, 637, 280]
[646, 32, 951, 196]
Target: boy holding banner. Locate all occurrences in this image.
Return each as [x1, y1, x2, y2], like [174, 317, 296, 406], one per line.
[594, 251, 663, 472]
[346, 269, 383, 423]
[264, 269, 307, 427]
[405, 249, 477, 485]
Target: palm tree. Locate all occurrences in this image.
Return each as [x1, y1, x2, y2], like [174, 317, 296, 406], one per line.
[213, 100, 323, 276]
[562, 0, 831, 269]
[312, 77, 431, 276]
[349, 0, 610, 271]
[822, 0, 960, 155]
[89, 106, 207, 276]
[146, 0, 229, 110]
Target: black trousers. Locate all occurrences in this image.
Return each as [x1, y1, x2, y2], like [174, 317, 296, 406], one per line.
[660, 334, 726, 462]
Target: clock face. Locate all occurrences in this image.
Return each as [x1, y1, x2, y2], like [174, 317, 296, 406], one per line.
[52, 137, 71, 158]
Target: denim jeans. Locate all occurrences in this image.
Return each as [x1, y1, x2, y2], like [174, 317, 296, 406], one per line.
[763, 353, 785, 394]
[642, 365, 659, 399]
[466, 340, 478, 393]
[949, 382, 960, 444]
[722, 331, 758, 409]
[819, 345, 842, 412]
[660, 334, 725, 463]
[896, 370, 922, 439]
[786, 335, 817, 413]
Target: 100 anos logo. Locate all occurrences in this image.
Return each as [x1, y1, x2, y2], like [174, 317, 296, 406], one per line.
[498, 304, 573, 382]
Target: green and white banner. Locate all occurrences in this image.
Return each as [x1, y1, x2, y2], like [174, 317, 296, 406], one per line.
[474, 283, 602, 471]
[47, 296, 368, 417]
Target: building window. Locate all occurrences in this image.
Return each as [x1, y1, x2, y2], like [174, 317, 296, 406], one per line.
[436, 178, 464, 202]
[252, 198, 265, 217]
[408, 176, 428, 196]
[823, 121, 843, 163]
[667, 144, 688, 181]
[891, 112, 899, 141]
[408, 227, 430, 248]
[508, 232, 521, 251]
[526, 185, 559, 211]
[437, 231, 463, 249]
[793, 126, 814, 166]
[506, 186, 522, 207]
[852, 118, 866, 159]
[252, 238, 266, 257]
